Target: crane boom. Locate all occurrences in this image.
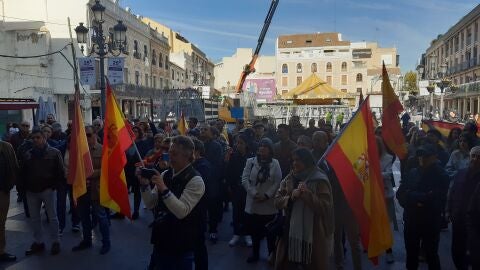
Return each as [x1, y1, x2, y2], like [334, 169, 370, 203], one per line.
[235, 0, 279, 93]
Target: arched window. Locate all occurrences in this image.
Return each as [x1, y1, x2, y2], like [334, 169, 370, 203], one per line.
[341, 62, 347, 71]
[326, 62, 332, 72]
[311, 63, 317, 73]
[356, 73, 363, 82]
[296, 63, 302, 73]
[282, 64, 288, 74]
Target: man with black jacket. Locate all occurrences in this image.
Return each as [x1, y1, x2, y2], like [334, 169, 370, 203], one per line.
[198, 124, 224, 243]
[0, 140, 18, 262]
[397, 143, 450, 270]
[18, 129, 64, 256]
[140, 136, 205, 270]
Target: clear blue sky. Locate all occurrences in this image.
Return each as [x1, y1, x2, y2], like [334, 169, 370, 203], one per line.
[120, 0, 477, 72]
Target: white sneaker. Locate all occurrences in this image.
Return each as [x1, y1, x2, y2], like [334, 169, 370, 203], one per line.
[229, 235, 240, 247]
[386, 252, 394, 264]
[244, 235, 253, 247]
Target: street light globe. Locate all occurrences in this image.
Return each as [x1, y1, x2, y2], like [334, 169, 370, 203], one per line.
[91, 0, 106, 23]
[74, 22, 89, 44]
[440, 63, 448, 75]
[113, 20, 127, 45]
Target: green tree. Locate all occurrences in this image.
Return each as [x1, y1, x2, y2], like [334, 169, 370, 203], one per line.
[403, 71, 419, 95]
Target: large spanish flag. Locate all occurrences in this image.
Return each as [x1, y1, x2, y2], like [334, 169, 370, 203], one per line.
[381, 63, 407, 160]
[325, 97, 393, 263]
[177, 111, 188, 135]
[421, 120, 464, 138]
[67, 90, 93, 203]
[100, 83, 132, 218]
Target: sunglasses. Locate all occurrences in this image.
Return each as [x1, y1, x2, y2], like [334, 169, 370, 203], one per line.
[86, 133, 93, 137]
[21, 124, 30, 127]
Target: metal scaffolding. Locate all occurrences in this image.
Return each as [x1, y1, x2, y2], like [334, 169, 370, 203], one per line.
[255, 104, 353, 126]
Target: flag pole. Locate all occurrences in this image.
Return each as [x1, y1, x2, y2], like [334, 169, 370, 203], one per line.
[106, 78, 145, 167]
[319, 95, 371, 164]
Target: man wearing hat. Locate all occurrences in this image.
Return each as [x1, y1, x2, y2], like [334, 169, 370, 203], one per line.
[397, 143, 450, 270]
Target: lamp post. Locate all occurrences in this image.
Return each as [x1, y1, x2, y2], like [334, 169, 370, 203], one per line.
[416, 63, 425, 115]
[426, 83, 435, 119]
[436, 63, 450, 119]
[75, 0, 128, 118]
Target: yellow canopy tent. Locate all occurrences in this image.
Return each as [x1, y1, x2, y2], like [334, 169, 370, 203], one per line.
[281, 73, 351, 104]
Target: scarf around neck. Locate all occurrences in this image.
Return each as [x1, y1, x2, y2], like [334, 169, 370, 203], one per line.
[255, 157, 272, 185]
[288, 167, 320, 265]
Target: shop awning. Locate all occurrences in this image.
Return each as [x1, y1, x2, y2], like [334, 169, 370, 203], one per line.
[0, 98, 39, 110]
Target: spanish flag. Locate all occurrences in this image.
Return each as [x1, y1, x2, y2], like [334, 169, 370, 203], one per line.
[100, 83, 132, 218]
[381, 63, 407, 160]
[421, 120, 464, 139]
[325, 96, 393, 263]
[67, 90, 93, 203]
[177, 111, 188, 135]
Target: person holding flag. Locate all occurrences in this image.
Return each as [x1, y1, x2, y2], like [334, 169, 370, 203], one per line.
[72, 126, 111, 255]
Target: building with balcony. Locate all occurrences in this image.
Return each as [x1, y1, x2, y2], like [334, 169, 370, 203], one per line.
[421, 4, 480, 118]
[142, 17, 215, 88]
[276, 33, 401, 108]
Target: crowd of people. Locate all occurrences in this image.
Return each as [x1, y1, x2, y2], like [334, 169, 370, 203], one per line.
[0, 112, 479, 270]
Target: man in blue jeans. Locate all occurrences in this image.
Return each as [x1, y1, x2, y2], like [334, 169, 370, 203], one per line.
[71, 126, 110, 254]
[18, 129, 64, 256]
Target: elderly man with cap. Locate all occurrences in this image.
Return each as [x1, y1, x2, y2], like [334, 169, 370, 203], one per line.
[448, 146, 480, 270]
[397, 143, 450, 270]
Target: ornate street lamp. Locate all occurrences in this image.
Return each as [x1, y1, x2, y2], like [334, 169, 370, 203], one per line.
[437, 62, 451, 119]
[90, 0, 106, 22]
[426, 83, 435, 119]
[75, 0, 128, 118]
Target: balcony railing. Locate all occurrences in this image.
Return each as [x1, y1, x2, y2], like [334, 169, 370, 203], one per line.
[458, 81, 480, 94]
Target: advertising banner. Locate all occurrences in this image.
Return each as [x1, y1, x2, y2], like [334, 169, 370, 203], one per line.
[107, 57, 125, 85]
[243, 78, 276, 102]
[78, 57, 95, 86]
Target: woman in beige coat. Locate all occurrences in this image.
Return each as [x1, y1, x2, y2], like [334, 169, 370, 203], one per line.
[274, 148, 334, 270]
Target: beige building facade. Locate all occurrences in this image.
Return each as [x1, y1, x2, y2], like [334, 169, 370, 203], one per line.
[214, 48, 276, 95]
[276, 33, 401, 103]
[169, 61, 186, 89]
[422, 4, 480, 118]
[142, 17, 215, 88]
